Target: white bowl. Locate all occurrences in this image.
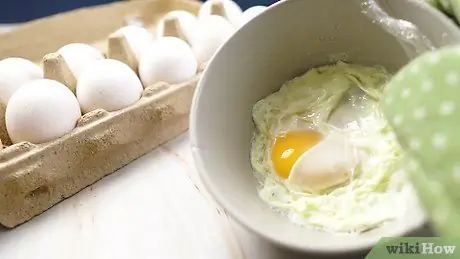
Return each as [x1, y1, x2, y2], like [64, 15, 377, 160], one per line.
[190, 0, 460, 254]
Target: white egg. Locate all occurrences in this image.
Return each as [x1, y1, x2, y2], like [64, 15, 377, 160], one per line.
[76, 59, 143, 113]
[289, 132, 359, 192]
[191, 15, 235, 64]
[198, 0, 243, 26]
[6, 79, 81, 144]
[113, 25, 154, 61]
[0, 57, 43, 105]
[156, 10, 199, 43]
[239, 6, 267, 27]
[139, 37, 198, 85]
[57, 43, 104, 78]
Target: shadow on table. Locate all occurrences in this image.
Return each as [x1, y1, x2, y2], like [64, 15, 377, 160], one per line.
[232, 220, 436, 259]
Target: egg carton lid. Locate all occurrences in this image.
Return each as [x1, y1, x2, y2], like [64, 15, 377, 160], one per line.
[0, 0, 202, 228]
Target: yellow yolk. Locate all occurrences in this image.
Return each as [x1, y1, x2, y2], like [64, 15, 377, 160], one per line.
[271, 130, 323, 179]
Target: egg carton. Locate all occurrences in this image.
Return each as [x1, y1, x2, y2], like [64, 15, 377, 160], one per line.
[0, 0, 201, 228]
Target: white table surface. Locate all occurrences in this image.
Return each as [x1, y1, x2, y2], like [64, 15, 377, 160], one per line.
[0, 133, 333, 259]
[0, 133, 435, 259]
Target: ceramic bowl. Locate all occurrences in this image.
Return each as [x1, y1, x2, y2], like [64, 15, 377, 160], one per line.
[190, 0, 460, 253]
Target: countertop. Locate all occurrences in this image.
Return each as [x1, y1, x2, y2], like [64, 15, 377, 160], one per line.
[0, 133, 351, 259]
[0, 133, 435, 259]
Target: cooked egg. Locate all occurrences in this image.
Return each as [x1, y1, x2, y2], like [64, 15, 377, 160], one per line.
[289, 132, 357, 192]
[271, 130, 322, 179]
[250, 62, 414, 234]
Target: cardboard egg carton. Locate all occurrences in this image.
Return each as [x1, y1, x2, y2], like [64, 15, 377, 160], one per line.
[0, 0, 201, 228]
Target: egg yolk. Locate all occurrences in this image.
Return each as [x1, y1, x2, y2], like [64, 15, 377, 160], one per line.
[271, 130, 322, 179]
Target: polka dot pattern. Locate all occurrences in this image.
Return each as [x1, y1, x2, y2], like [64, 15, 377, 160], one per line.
[428, 53, 440, 64]
[392, 115, 404, 126]
[445, 71, 459, 85]
[401, 88, 410, 99]
[432, 133, 447, 150]
[403, 156, 460, 236]
[382, 46, 460, 236]
[413, 107, 426, 120]
[439, 101, 455, 116]
[409, 138, 421, 151]
[453, 166, 460, 182]
[421, 80, 433, 92]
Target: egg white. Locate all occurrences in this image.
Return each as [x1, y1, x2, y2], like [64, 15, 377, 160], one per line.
[250, 62, 418, 234]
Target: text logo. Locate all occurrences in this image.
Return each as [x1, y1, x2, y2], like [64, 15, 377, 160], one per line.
[366, 237, 460, 258]
[386, 242, 456, 255]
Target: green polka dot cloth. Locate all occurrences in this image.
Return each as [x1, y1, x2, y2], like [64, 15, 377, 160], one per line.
[382, 45, 460, 237]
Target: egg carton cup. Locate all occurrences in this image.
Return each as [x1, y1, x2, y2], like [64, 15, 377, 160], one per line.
[0, 0, 201, 228]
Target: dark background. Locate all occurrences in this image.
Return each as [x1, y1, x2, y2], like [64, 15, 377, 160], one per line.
[0, 0, 278, 23]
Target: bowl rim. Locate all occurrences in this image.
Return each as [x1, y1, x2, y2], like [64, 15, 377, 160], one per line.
[188, 0, 453, 253]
